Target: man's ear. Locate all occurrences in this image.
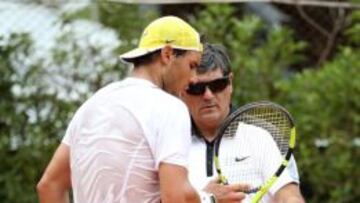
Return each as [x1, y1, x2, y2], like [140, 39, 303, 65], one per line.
[160, 45, 174, 65]
[228, 72, 234, 94]
[228, 72, 233, 84]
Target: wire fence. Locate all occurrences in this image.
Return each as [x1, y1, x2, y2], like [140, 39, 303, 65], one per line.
[110, 0, 360, 8]
[0, 0, 358, 67]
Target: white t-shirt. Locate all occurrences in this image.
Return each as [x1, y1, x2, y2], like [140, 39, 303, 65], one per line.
[188, 122, 300, 203]
[62, 78, 192, 203]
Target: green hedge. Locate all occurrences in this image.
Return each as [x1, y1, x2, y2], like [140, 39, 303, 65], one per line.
[0, 3, 358, 202]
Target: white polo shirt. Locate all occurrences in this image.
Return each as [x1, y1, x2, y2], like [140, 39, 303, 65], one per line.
[188, 122, 300, 203]
[63, 77, 192, 203]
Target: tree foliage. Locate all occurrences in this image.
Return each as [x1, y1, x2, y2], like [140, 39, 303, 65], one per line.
[191, 4, 307, 105]
[278, 47, 360, 202]
[276, 11, 360, 201]
[0, 32, 87, 202]
[192, 4, 359, 203]
[0, 2, 358, 203]
[0, 2, 160, 201]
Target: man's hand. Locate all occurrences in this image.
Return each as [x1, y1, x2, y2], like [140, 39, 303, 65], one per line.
[203, 177, 250, 203]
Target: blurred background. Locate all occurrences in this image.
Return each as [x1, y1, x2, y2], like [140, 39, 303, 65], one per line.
[0, 0, 359, 202]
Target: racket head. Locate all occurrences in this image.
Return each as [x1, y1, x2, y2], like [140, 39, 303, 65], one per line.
[213, 101, 296, 200]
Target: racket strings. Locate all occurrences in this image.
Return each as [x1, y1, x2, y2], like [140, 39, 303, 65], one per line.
[215, 102, 295, 201]
[240, 107, 291, 155]
[219, 126, 262, 187]
[218, 106, 292, 185]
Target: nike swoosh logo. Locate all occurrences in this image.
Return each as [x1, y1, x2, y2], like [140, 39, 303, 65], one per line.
[234, 156, 250, 162]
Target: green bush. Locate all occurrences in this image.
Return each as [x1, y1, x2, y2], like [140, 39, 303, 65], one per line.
[0, 3, 358, 202]
[0, 3, 157, 202]
[191, 4, 307, 105]
[0, 24, 123, 203]
[275, 10, 360, 202]
[277, 46, 360, 203]
[0, 33, 68, 202]
[193, 4, 359, 202]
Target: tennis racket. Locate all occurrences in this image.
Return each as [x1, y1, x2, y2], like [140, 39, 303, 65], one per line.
[213, 101, 296, 203]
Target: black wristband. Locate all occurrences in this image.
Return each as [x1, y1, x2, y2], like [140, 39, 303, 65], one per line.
[209, 193, 217, 203]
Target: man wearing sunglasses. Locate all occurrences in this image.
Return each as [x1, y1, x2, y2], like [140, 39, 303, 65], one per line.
[180, 43, 306, 203]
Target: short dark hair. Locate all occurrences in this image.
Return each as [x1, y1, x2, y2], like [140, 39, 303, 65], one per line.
[126, 49, 188, 67]
[198, 43, 231, 76]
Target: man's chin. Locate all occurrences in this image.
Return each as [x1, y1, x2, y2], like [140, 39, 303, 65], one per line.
[199, 113, 221, 123]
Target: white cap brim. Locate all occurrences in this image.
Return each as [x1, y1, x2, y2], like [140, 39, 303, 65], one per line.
[119, 46, 163, 62]
[119, 45, 202, 63]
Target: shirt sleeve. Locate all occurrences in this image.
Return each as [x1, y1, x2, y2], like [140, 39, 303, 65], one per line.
[61, 112, 79, 146]
[269, 155, 300, 194]
[62, 130, 71, 146]
[259, 131, 291, 195]
[153, 101, 192, 170]
[250, 124, 300, 196]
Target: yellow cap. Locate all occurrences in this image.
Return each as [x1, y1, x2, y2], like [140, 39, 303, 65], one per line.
[120, 16, 203, 61]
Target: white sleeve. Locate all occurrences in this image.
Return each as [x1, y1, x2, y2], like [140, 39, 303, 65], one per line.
[259, 131, 295, 195]
[270, 156, 300, 194]
[62, 130, 71, 146]
[153, 102, 192, 170]
[61, 111, 79, 146]
[253, 125, 300, 196]
[261, 131, 284, 180]
[288, 156, 300, 182]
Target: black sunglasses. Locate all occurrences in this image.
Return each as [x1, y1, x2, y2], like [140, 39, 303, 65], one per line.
[186, 76, 230, 95]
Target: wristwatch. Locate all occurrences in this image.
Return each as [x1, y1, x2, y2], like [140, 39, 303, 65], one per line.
[209, 193, 217, 203]
[199, 191, 217, 203]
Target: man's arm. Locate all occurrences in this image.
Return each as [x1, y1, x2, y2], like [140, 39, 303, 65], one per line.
[36, 143, 71, 203]
[275, 183, 306, 203]
[159, 163, 200, 203]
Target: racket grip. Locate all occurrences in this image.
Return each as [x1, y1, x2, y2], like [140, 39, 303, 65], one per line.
[245, 187, 260, 194]
[219, 175, 229, 185]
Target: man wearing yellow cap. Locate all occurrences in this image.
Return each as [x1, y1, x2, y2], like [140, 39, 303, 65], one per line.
[37, 16, 206, 203]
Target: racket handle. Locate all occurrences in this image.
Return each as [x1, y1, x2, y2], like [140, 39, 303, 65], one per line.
[245, 187, 260, 194]
[218, 175, 229, 185]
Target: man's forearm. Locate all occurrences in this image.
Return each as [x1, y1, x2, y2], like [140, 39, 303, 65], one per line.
[37, 144, 71, 203]
[275, 183, 305, 203]
[279, 196, 305, 203]
[37, 182, 70, 203]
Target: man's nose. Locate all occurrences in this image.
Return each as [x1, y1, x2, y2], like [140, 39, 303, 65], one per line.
[189, 76, 198, 84]
[203, 87, 215, 99]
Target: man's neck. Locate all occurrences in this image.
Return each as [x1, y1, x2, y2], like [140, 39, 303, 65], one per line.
[198, 126, 218, 142]
[131, 63, 163, 88]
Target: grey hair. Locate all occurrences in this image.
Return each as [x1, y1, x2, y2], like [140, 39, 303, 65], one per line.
[197, 43, 231, 76]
